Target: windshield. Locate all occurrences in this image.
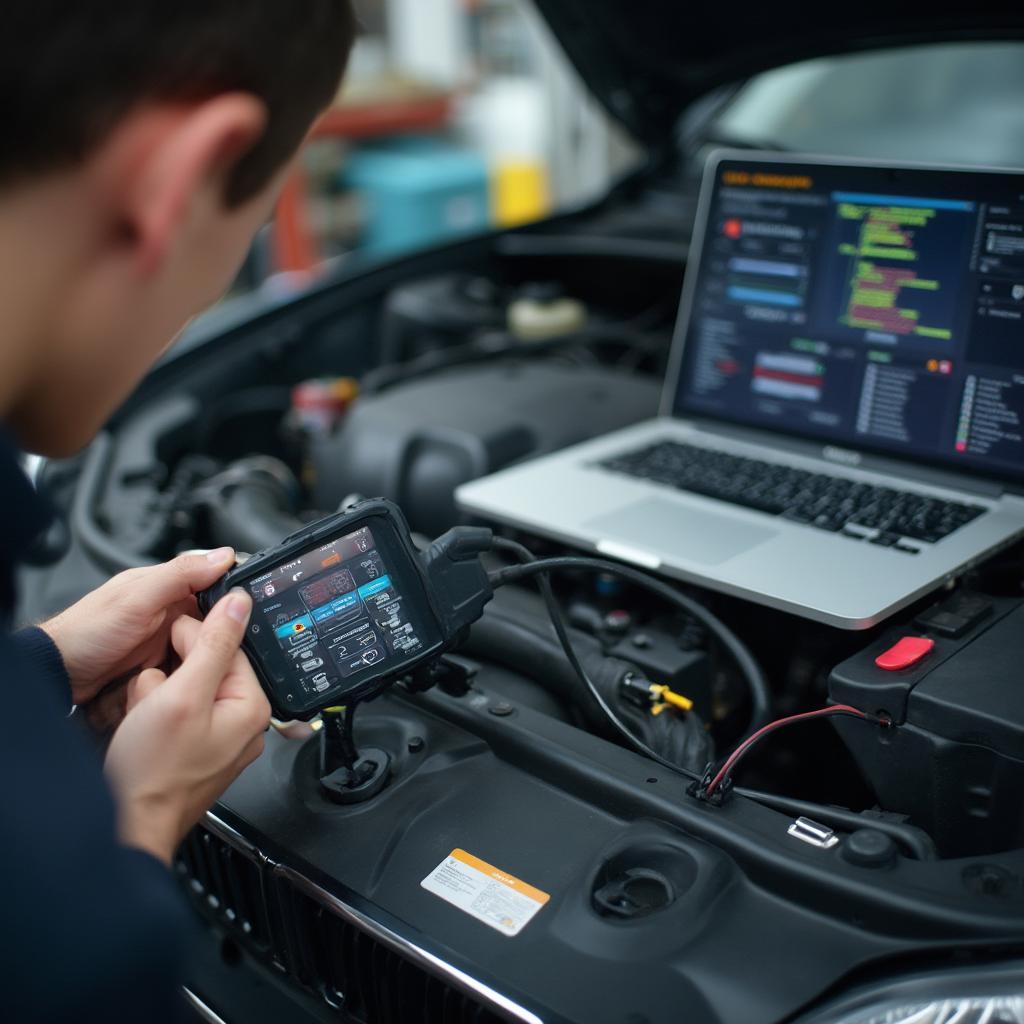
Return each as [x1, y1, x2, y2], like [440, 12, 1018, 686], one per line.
[714, 43, 1024, 168]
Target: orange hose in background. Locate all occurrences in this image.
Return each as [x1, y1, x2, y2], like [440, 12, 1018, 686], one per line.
[273, 164, 318, 275]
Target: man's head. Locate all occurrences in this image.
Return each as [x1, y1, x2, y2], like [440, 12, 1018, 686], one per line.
[0, 2, 356, 456]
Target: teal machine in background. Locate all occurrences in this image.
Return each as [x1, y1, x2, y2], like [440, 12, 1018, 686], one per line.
[342, 137, 492, 256]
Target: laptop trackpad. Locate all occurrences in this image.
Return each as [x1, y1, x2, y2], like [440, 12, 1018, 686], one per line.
[585, 499, 778, 566]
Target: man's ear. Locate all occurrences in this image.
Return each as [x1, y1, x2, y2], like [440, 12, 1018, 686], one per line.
[115, 94, 267, 275]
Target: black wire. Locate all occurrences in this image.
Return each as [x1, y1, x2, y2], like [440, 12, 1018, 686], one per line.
[487, 549, 936, 860]
[489, 537, 692, 777]
[489, 554, 772, 737]
[362, 326, 666, 395]
[734, 789, 936, 861]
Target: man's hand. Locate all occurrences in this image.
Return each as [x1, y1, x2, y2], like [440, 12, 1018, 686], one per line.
[104, 590, 272, 865]
[41, 548, 236, 709]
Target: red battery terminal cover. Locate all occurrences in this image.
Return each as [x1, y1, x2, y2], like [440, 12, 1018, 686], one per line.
[874, 636, 935, 672]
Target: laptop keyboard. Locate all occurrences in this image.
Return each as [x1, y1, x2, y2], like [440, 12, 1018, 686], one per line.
[598, 441, 986, 551]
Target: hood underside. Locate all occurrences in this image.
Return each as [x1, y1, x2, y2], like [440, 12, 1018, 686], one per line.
[532, 1, 1024, 143]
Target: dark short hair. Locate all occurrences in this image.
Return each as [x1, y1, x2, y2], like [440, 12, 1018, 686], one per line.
[2, 1, 356, 205]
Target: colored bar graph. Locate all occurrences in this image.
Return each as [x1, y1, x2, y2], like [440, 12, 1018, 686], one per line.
[838, 201, 956, 339]
[727, 285, 803, 307]
[751, 351, 824, 402]
[832, 192, 975, 212]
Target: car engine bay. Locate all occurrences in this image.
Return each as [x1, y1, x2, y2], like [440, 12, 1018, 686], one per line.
[18, 188, 1024, 1024]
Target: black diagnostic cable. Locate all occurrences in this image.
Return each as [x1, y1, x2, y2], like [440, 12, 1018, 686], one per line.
[486, 548, 933, 860]
[488, 550, 772, 740]
[489, 537, 689, 776]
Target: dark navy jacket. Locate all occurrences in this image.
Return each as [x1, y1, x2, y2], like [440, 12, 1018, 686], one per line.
[0, 432, 186, 1022]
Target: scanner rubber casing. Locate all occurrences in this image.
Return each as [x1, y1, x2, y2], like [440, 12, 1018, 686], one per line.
[197, 499, 450, 721]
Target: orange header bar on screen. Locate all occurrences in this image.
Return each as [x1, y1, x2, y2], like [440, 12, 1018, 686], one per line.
[723, 170, 813, 190]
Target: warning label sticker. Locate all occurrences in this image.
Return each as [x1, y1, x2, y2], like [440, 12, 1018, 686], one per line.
[421, 849, 550, 937]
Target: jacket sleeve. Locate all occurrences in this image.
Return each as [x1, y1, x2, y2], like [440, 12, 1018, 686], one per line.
[0, 629, 188, 1024]
[12, 624, 72, 709]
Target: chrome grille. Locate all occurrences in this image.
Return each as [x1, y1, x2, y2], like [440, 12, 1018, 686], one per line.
[176, 825, 512, 1024]
[176, 827, 269, 951]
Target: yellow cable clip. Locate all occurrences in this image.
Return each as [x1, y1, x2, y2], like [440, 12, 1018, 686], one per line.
[648, 684, 694, 714]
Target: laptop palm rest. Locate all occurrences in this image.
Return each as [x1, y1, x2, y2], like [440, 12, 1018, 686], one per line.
[585, 499, 778, 566]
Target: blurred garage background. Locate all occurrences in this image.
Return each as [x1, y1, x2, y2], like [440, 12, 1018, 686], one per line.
[235, 0, 1024, 300]
[240, 0, 638, 294]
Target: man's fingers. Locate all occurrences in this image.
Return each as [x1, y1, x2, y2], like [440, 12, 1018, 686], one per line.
[171, 612, 249, 686]
[170, 613, 202, 660]
[128, 667, 168, 712]
[82, 678, 129, 736]
[128, 548, 236, 613]
[174, 590, 252, 701]
[173, 547, 237, 591]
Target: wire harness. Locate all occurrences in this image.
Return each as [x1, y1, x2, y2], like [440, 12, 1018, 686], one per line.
[484, 541, 927, 857]
[692, 705, 891, 806]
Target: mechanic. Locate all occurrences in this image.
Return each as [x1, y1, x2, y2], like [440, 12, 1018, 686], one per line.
[0, 4, 356, 1020]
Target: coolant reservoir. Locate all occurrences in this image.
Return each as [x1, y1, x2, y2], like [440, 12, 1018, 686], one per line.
[507, 285, 587, 342]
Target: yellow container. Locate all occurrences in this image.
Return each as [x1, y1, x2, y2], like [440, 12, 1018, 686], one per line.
[492, 160, 551, 228]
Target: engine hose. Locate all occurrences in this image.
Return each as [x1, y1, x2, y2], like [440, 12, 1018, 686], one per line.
[465, 612, 629, 738]
[73, 438, 304, 572]
[204, 478, 303, 554]
[464, 610, 711, 773]
[72, 433, 156, 573]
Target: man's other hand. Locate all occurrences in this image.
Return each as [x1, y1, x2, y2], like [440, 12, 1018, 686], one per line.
[104, 590, 271, 865]
[41, 548, 237, 711]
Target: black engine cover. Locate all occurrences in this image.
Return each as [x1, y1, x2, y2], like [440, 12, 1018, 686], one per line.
[311, 362, 659, 537]
[180, 679, 1024, 1024]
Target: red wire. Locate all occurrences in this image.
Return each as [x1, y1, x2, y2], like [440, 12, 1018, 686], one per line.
[704, 704, 871, 797]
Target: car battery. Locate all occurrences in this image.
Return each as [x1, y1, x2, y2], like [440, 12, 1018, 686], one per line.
[829, 592, 1024, 858]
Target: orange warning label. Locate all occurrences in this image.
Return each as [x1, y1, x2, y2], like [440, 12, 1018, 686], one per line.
[421, 849, 550, 937]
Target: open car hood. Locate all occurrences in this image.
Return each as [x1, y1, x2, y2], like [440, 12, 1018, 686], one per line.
[532, 1, 1024, 144]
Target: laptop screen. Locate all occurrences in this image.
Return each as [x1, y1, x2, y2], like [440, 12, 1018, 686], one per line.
[672, 155, 1024, 484]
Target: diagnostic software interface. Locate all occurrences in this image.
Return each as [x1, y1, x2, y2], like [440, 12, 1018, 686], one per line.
[675, 158, 1024, 483]
[247, 527, 426, 705]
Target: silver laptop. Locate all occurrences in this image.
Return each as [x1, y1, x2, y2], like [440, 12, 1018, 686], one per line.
[457, 152, 1024, 629]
